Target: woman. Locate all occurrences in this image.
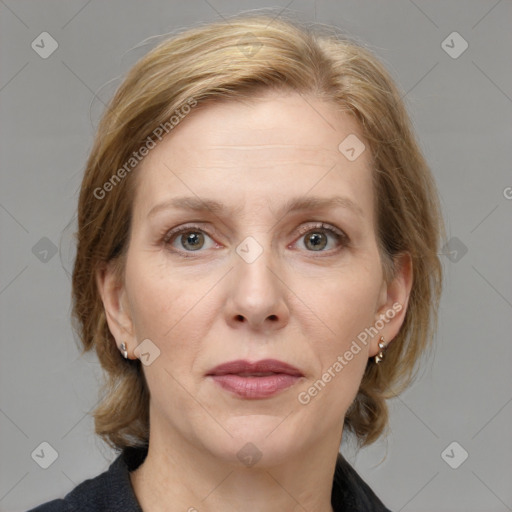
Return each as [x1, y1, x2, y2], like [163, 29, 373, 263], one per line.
[29, 13, 444, 512]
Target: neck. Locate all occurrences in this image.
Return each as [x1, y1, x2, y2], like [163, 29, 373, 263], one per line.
[129, 428, 339, 512]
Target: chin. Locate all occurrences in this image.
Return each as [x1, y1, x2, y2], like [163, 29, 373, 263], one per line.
[206, 415, 305, 469]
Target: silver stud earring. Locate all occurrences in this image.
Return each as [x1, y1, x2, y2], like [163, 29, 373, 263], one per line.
[120, 342, 128, 359]
[374, 336, 388, 364]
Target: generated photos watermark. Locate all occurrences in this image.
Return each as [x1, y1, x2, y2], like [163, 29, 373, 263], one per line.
[297, 302, 403, 405]
[93, 96, 197, 200]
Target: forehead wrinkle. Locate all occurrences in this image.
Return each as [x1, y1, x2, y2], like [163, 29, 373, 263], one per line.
[201, 144, 341, 157]
[188, 144, 343, 169]
[189, 161, 337, 170]
[203, 144, 334, 150]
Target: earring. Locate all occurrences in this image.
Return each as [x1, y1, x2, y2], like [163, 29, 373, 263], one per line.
[120, 342, 128, 359]
[374, 336, 388, 364]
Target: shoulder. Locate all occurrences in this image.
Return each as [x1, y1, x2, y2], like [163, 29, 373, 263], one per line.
[26, 498, 72, 512]
[332, 453, 393, 512]
[26, 465, 112, 512]
[27, 446, 146, 512]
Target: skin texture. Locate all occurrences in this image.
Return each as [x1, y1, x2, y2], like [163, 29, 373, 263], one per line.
[97, 91, 412, 512]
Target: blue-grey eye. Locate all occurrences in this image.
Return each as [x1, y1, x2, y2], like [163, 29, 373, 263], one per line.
[179, 231, 205, 251]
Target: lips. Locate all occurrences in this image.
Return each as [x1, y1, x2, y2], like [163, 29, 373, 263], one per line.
[206, 359, 303, 399]
[207, 359, 303, 377]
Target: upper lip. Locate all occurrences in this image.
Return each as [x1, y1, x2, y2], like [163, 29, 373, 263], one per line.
[206, 359, 303, 377]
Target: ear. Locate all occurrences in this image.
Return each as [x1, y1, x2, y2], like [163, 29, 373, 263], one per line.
[95, 260, 136, 359]
[369, 252, 413, 358]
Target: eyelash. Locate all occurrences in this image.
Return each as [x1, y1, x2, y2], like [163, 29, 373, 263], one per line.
[161, 222, 349, 257]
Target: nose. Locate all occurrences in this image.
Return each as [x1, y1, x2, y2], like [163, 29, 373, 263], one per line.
[224, 243, 290, 332]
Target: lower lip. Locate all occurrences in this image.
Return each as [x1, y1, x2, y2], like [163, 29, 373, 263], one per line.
[209, 374, 301, 399]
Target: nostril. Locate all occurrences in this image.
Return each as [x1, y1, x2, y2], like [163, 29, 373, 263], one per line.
[268, 315, 278, 321]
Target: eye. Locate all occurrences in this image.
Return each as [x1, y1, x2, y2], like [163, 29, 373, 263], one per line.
[161, 221, 349, 257]
[163, 225, 217, 253]
[294, 222, 348, 253]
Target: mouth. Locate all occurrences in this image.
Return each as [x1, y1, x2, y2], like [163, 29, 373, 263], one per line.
[206, 359, 304, 399]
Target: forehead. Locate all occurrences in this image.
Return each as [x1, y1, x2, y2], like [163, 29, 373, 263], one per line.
[170, 93, 364, 162]
[133, 92, 373, 218]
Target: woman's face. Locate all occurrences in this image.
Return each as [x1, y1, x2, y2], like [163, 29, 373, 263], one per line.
[99, 91, 411, 466]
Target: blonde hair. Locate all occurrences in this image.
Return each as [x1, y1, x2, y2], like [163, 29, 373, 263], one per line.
[71, 14, 445, 451]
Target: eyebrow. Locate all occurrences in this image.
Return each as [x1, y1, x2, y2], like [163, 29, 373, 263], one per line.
[147, 195, 364, 219]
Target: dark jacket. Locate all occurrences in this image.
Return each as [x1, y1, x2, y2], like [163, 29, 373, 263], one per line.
[28, 445, 392, 511]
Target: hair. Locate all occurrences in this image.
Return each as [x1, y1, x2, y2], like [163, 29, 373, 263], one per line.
[71, 13, 446, 452]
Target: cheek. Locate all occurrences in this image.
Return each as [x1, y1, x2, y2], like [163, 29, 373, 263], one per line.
[127, 267, 174, 337]
[293, 259, 382, 403]
[299, 302, 374, 417]
[125, 250, 193, 325]
[296, 262, 381, 342]
[125, 253, 220, 370]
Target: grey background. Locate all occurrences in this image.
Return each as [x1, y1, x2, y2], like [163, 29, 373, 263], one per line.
[1, 1, 511, 511]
